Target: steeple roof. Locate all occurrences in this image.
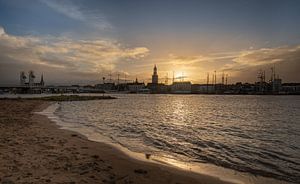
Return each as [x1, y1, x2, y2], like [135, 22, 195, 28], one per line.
[40, 74, 44, 84]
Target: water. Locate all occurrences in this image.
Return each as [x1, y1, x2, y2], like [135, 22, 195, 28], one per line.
[53, 94, 300, 183]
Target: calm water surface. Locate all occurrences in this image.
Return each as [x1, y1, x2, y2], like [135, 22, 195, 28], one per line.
[54, 95, 300, 183]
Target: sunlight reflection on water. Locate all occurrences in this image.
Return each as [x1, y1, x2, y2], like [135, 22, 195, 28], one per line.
[54, 94, 300, 183]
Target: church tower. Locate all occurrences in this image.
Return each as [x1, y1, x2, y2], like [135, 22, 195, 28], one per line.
[152, 65, 158, 84]
[40, 74, 44, 86]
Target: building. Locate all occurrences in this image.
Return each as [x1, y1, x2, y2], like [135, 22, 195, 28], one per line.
[147, 65, 170, 93]
[127, 78, 147, 93]
[95, 83, 115, 91]
[171, 81, 192, 94]
[282, 83, 300, 94]
[152, 65, 158, 84]
[148, 83, 170, 93]
[148, 65, 159, 93]
[272, 78, 282, 93]
[191, 84, 215, 94]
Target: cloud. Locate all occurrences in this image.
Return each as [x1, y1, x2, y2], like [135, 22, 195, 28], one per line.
[0, 27, 4, 36]
[40, 0, 112, 30]
[217, 46, 300, 82]
[41, 0, 84, 20]
[147, 45, 300, 83]
[0, 24, 298, 85]
[0, 26, 149, 84]
[221, 46, 300, 70]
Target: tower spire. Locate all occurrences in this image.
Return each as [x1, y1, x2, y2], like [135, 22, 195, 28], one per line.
[152, 64, 158, 84]
[40, 73, 44, 86]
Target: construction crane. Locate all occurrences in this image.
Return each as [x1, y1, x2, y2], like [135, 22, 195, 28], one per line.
[174, 71, 188, 82]
[108, 72, 112, 83]
[225, 74, 228, 85]
[164, 72, 173, 85]
[257, 70, 266, 92]
[215, 71, 217, 85]
[207, 73, 210, 85]
[175, 75, 188, 82]
[28, 70, 35, 86]
[222, 72, 225, 85]
[20, 71, 26, 86]
[270, 65, 276, 82]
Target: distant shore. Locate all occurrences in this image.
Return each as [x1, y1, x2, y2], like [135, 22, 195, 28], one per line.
[0, 99, 233, 184]
[0, 94, 116, 101]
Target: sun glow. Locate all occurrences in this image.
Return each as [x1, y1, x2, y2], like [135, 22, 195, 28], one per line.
[174, 71, 188, 81]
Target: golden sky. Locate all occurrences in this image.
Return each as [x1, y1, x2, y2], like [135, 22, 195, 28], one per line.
[0, 0, 300, 84]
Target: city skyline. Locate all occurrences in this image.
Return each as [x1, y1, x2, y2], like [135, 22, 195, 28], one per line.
[1, 0, 300, 85]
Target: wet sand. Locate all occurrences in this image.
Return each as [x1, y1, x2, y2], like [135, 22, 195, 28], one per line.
[0, 99, 233, 184]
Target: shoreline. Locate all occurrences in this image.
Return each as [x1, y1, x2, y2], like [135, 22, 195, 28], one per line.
[41, 100, 291, 184]
[0, 99, 234, 184]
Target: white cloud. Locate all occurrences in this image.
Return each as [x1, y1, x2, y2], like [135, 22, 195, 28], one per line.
[0, 27, 4, 36]
[41, 0, 84, 20]
[40, 0, 112, 30]
[0, 26, 149, 84]
[226, 46, 300, 69]
[218, 46, 300, 82]
[0, 24, 299, 84]
[146, 45, 300, 83]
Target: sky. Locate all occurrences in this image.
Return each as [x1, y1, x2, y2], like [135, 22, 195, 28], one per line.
[0, 0, 300, 85]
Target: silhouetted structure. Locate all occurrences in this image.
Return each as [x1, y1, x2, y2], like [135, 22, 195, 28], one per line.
[127, 78, 148, 93]
[147, 65, 169, 93]
[171, 82, 192, 94]
[1, 67, 299, 95]
[20, 71, 44, 87]
[152, 65, 158, 84]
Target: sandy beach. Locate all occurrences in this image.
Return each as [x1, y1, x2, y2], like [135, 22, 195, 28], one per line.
[0, 99, 234, 184]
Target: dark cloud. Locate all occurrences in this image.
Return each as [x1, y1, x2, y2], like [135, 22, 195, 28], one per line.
[223, 46, 300, 83]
